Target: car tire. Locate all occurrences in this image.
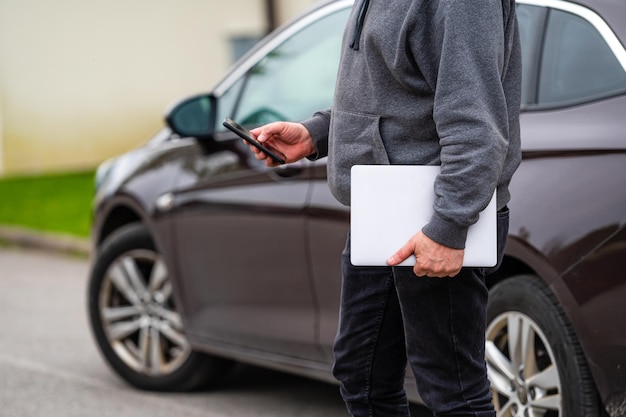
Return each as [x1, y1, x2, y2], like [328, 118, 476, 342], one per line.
[486, 274, 604, 417]
[88, 223, 232, 391]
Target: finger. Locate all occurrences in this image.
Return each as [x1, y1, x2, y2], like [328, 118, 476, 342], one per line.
[246, 141, 275, 163]
[412, 265, 428, 277]
[386, 241, 414, 266]
[413, 260, 437, 278]
[251, 123, 282, 143]
[448, 267, 462, 278]
[247, 143, 265, 159]
[412, 259, 447, 278]
[414, 268, 446, 279]
[255, 132, 271, 143]
[262, 155, 281, 167]
[419, 266, 459, 279]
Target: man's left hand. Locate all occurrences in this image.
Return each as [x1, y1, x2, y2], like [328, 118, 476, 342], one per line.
[386, 231, 464, 277]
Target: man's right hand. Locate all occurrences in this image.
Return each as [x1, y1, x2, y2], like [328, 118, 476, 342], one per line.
[249, 122, 316, 167]
[387, 231, 464, 278]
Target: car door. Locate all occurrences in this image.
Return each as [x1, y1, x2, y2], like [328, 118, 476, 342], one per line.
[306, 161, 349, 361]
[514, 1, 626, 270]
[512, 0, 626, 405]
[167, 3, 351, 362]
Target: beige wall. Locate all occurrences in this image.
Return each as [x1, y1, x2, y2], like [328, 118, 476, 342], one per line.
[0, 0, 316, 176]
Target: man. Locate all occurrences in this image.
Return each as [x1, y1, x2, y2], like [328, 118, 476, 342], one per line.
[248, 0, 521, 415]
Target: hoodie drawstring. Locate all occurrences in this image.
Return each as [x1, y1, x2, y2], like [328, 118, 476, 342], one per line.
[350, 0, 370, 51]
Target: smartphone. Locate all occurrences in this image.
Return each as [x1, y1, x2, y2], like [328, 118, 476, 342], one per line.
[222, 118, 286, 165]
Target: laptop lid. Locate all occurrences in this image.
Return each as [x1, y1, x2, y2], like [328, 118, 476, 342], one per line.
[350, 165, 497, 267]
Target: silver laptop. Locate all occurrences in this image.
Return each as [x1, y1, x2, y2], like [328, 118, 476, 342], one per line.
[350, 165, 497, 267]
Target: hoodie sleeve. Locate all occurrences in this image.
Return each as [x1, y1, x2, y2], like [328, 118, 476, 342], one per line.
[416, 0, 514, 249]
[301, 108, 332, 160]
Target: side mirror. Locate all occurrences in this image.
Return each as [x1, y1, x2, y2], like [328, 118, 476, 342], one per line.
[165, 94, 217, 139]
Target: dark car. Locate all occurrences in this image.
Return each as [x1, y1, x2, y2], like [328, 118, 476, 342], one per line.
[87, 0, 626, 416]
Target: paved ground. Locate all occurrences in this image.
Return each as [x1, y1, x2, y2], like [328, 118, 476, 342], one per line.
[0, 245, 433, 417]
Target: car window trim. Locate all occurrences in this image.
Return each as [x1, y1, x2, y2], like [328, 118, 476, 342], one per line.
[518, 0, 626, 72]
[217, 0, 626, 100]
[213, 0, 626, 114]
[516, 3, 549, 109]
[212, 0, 354, 99]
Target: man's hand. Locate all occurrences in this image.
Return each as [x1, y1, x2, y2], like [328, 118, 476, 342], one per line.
[248, 122, 317, 167]
[386, 231, 464, 277]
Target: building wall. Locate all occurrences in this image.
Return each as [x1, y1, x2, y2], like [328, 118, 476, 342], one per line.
[0, 0, 317, 176]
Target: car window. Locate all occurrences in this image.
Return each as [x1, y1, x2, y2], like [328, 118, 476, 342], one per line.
[516, 4, 544, 106]
[217, 8, 350, 128]
[538, 8, 626, 106]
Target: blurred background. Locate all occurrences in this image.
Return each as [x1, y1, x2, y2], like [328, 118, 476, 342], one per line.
[0, 0, 318, 239]
[0, 0, 317, 176]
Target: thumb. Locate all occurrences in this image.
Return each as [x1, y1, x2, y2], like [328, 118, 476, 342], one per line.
[251, 122, 283, 143]
[386, 240, 415, 266]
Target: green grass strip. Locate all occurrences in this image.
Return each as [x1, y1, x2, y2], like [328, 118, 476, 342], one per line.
[0, 171, 95, 238]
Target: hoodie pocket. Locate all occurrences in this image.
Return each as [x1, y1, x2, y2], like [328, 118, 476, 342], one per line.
[327, 110, 390, 205]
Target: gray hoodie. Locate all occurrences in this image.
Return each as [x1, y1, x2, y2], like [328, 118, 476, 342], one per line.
[302, 0, 522, 249]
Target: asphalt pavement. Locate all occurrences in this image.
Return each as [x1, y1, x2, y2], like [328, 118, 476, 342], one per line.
[0, 237, 433, 417]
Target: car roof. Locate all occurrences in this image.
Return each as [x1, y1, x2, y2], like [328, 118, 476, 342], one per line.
[567, 0, 626, 40]
[318, 0, 626, 43]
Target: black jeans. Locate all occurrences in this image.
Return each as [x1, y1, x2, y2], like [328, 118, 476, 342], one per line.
[333, 209, 509, 417]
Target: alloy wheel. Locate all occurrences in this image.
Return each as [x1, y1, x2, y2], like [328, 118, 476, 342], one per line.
[486, 312, 562, 417]
[98, 249, 191, 376]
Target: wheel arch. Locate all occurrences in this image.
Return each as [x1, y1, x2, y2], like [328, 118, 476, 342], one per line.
[485, 250, 608, 416]
[485, 254, 534, 290]
[97, 205, 142, 246]
[93, 194, 152, 248]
